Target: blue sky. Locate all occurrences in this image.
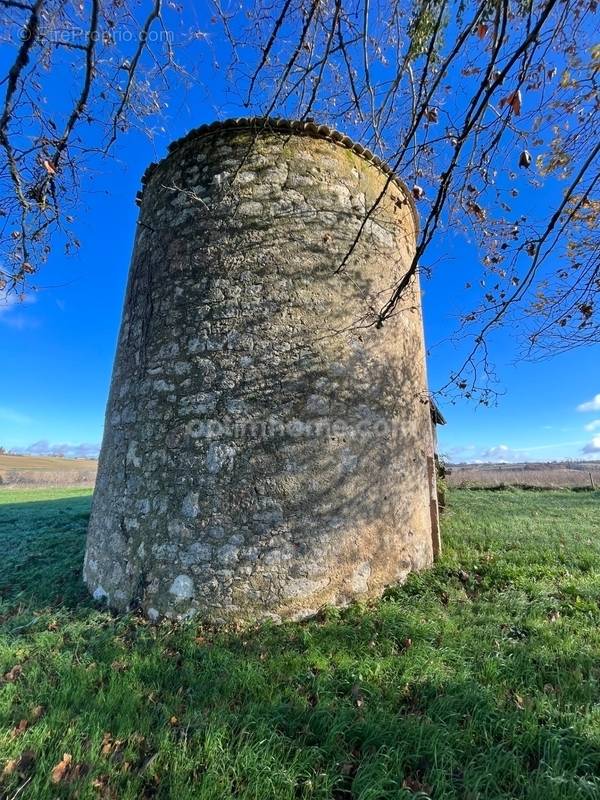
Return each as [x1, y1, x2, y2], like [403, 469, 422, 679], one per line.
[1, 11, 599, 463]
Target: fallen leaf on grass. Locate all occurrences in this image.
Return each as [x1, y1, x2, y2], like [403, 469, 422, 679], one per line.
[92, 774, 119, 799]
[31, 705, 44, 721]
[403, 775, 433, 794]
[3, 664, 23, 683]
[101, 733, 125, 758]
[351, 684, 364, 708]
[50, 753, 72, 784]
[2, 750, 35, 778]
[49, 753, 88, 784]
[92, 775, 111, 797]
[11, 719, 28, 738]
[76, 762, 91, 778]
[139, 752, 159, 774]
[2, 759, 19, 778]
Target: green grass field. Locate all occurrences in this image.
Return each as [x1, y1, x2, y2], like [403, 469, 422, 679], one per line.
[1, 488, 599, 799]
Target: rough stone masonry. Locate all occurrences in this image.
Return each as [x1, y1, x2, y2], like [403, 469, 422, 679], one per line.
[84, 117, 440, 623]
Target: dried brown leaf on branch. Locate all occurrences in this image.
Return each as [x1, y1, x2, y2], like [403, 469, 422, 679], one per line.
[1, 0, 598, 402]
[519, 149, 532, 168]
[467, 200, 487, 221]
[500, 89, 522, 115]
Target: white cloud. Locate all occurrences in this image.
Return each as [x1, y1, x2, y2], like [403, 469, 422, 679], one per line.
[0, 290, 38, 329]
[0, 406, 31, 425]
[479, 444, 524, 463]
[482, 444, 509, 457]
[583, 437, 600, 454]
[11, 440, 100, 458]
[584, 419, 600, 432]
[577, 394, 600, 413]
[23, 439, 54, 455]
[447, 444, 526, 464]
[447, 440, 591, 464]
[445, 445, 476, 457]
[0, 289, 31, 313]
[0, 314, 40, 330]
[0, 291, 17, 313]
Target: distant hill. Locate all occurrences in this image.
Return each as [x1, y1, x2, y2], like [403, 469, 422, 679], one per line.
[0, 453, 98, 487]
[449, 460, 600, 471]
[447, 460, 600, 489]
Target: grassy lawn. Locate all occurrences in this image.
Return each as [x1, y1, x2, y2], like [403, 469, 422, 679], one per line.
[1, 488, 600, 799]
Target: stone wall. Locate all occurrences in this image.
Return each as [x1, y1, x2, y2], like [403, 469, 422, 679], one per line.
[84, 119, 438, 623]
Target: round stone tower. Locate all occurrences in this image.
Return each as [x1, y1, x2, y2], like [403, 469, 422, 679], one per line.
[84, 117, 440, 623]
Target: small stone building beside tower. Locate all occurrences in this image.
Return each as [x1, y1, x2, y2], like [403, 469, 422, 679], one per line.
[84, 118, 441, 623]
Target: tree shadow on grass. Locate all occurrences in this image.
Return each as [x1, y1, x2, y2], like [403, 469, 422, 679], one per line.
[0, 495, 93, 611]
[2, 493, 600, 798]
[3, 601, 600, 800]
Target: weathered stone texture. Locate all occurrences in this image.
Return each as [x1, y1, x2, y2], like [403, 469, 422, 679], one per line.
[84, 121, 438, 623]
